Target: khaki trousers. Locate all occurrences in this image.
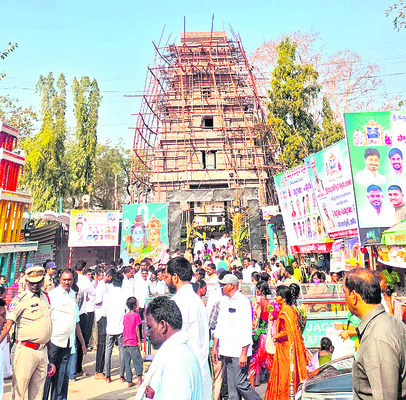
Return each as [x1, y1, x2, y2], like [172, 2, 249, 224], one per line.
[12, 343, 48, 400]
[212, 356, 226, 400]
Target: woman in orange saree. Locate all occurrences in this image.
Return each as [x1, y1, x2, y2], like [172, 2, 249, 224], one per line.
[264, 285, 308, 400]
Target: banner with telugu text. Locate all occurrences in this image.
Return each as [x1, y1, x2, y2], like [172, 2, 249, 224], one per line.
[305, 140, 358, 240]
[344, 111, 406, 246]
[274, 165, 332, 254]
[68, 210, 119, 247]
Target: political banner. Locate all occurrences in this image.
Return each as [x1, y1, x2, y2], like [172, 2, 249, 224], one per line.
[121, 203, 168, 265]
[68, 210, 119, 247]
[274, 165, 332, 254]
[305, 140, 358, 239]
[344, 111, 406, 245]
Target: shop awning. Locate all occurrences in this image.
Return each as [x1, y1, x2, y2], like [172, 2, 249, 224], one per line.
[381, 220, 406, 245]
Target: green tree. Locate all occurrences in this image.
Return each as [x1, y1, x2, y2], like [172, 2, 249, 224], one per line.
[314, 97, 345, 150]
[22, 73, 68, 211]
[91, 140, 130, 209]
[0, 96, 37, 139]
[267, 38, 320, 168]
[70, 77, 102, 197]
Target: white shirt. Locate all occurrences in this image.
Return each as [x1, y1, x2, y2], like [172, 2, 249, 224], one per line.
[355, 167, 385, 187]
[194, 240, 204, 254]
[104, 285, 126, 335]
[205, 286, 223, 320]
[86, 282, 96, 313]
[95, 280, 107, 321]
[206, 273, 218, 297]
[218, 236, 229, 249]
[134, 278, 149, 309]
[76, 274, 96, 315]
[122, 276, 135, 300]
[173, 284, 211, 400]
[242, 265, 254, 283]
[135, 331, 203, 400]
[359, 202, 394, 228]
[214, 290, 253, 358]
[156, 280, 168, 295]
[48, 285, 77, 348]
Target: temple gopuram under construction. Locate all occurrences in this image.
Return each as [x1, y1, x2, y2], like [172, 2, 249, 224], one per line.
[130, 30, 279, 259]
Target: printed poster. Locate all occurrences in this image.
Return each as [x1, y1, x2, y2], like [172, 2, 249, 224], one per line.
[121, 203, 168, 265]
[28, 244, 53, 264]
[344, 111, 406, 245]
[274, 165, 333, 254]
[305, 140, 358, 239]
[68, 210, 119, 247]
[330, 237, 362, 272]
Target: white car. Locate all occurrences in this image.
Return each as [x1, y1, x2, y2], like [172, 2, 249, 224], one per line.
[296, 355, 353, 400]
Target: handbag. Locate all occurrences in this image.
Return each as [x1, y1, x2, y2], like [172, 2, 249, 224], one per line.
[265, 324, 276, 354]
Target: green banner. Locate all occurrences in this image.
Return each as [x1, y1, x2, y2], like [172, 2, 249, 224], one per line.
[305, 140, 358, 239]
[344, 111, 406, 245]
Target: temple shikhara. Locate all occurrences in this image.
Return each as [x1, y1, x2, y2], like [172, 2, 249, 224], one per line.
[129, 30, 279, 258]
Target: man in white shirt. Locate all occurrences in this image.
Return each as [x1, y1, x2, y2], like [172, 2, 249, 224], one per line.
[104, 272, 126, 382]
[165, 257, 212, 400]
[359, 184, 393, 228]
[355, 148, 385, 187]
[135, 296, 203, 400]
[43, 269, 86, 400]
[94, 267, 113, 379]
[75, 261, 97, 375]
[134, 268, 150, 341]
[242, 258, 254, 284]
[122, 265, 135, 301]
[194, 238, 204, 255]
[205, 263, 219, 296]
[212, 274, 261, 400]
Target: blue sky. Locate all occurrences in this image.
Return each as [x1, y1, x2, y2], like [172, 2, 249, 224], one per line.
[0, 0, 405, 146]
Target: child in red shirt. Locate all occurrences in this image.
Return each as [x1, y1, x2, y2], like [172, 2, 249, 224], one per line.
[123, 297, 143, 387]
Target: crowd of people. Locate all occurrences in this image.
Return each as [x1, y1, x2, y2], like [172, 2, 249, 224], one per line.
[0, 240, 405, 400]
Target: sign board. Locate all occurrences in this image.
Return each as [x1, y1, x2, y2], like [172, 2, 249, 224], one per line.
[68, 210, 119, 247]
[28, 244, 53, 264]
[274, 164, 332, 254]
[302, 317, 347, 348]
[262, 205, 279, 220]
[344, 111, 406, 245]
[194, 201, 224, 214]
[330, 237, 362, 272]
[121, 203, 168, 265]
[305, 140, 358, 239]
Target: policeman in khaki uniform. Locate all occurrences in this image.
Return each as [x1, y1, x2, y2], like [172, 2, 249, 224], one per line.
[0, 265, 52, 400]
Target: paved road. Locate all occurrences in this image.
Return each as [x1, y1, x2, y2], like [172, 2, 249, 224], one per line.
[4, 348, 268, 399]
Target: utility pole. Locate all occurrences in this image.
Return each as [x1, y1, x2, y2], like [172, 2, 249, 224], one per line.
[114, 174, 118, 210]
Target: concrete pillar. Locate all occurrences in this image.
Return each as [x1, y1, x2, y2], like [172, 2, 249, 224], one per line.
[168, 202, 182, 251]
[248, 199, 262, 261]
